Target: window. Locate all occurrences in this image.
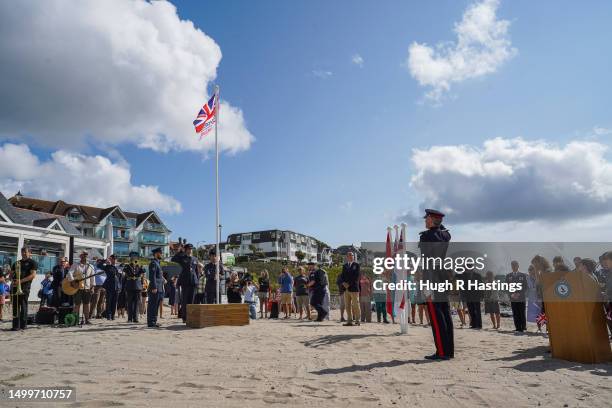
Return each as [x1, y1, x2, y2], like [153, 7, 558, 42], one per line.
[253, 233, 260, 240]
[242, 233, 252, 241]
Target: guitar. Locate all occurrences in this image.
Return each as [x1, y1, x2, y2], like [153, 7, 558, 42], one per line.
[61, 265, 107, 296]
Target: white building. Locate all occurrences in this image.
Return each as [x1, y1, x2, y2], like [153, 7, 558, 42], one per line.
[0, 192, 108, 301]
[225, 229, 330, 263]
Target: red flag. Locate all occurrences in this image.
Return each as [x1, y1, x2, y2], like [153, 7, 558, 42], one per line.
[385, 229, 393, 315]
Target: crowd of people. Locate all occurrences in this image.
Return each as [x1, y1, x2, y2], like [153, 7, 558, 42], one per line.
[1, 219, 611, 364]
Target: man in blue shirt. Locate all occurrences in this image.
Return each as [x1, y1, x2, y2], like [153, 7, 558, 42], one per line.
[278, 267, 293, 319]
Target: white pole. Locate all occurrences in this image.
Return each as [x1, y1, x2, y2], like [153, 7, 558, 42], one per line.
[215, 85, 221, 304]
[400, 223, 408, 334]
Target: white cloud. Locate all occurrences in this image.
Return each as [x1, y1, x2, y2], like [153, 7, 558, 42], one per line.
[407, 0, 517, 102]
[0, 144, 181, 214]
[351, 54, 364, 67]
[0, 0, 253, 154]
[312, 70, 333, 79]
[593, 126, 612, 136]
[406, 137, 612, 224]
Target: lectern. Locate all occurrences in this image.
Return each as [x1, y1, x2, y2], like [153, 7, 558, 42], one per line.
[541, 271, 611, 363]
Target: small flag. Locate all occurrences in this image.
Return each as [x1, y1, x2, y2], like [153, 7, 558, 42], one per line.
[193, 93, 217, 138]
[536, 312, 547, 326]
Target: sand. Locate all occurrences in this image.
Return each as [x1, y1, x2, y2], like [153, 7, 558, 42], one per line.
[1, 308, 610, 408]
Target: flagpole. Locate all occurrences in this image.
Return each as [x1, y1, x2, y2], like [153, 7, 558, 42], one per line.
[215, 85, 221, 304]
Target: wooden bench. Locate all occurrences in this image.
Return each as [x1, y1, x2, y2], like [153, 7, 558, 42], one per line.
[186, 304, 250, 328]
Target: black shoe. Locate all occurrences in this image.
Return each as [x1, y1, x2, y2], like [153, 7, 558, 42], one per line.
[424, 353, 449, 361]
[355, 321, 361, 326]
[340, 317, 346, 322]
[134, 320, 139, 323]
[383, 320, 390, 324]
[342, 322, 354, 326]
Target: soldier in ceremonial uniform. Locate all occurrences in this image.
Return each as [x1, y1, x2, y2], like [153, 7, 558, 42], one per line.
[306, 261, 328, 322]
[11, 246, 38, 331]
[172, 243, 198, 322]
[147, 248, 165, 328]
[204, 249, 224, 304]
[124, 259, 143, 323]
[101, 254, 121, 320]
[419, 209, 453, 360]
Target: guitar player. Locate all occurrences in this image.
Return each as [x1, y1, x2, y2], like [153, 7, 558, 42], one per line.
[67, 251, 96, 325]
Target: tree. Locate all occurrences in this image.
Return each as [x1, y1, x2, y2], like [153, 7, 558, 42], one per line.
[295, 250, 305, 263]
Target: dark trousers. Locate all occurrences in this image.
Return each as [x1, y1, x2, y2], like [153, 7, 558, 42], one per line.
[375, 302, 388, 322]
[426, 300, 454, 358]
[310, 290, 327, 321]
[147, 291, 164, 326]
[467, 301, 482, 328]
[511, 301, 527, 331]
[205, 291, 218, 304]
[12, 292, 29, 330]
[127, 290, 140, 322]
[180, 285, 195, 322]
[194, 293, 205, 304]
[105, 290, 118, 320]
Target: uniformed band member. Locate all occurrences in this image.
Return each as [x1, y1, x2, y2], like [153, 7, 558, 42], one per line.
[11, 246, 38, 331]
[506, 260, 528, 332]
[101, 254, 121, 320]
[419, 209, 453, 360]
[306, 261, 328, 321]
[172, 243, 198, 322]
[147, 247, 165, 328]
[204, 249, 224, 304]
[124, 258, 144, 323]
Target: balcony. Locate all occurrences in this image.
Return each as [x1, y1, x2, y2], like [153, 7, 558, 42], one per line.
[144, 222, 166, 232]
[110, 217, 135, 228]
[113, 234, 133, 242]
[140, 235, 168, 245]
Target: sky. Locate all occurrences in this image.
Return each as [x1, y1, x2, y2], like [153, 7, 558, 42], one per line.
[0, 0, 611, 246]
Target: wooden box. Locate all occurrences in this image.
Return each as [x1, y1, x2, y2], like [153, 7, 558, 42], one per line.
[186, 304, 250, 328]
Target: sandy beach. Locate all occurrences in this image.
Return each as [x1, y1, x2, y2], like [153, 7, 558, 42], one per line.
[1, 309, 610, 408]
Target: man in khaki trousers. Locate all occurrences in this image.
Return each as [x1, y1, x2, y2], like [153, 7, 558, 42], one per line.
[341, 252, 361, 326]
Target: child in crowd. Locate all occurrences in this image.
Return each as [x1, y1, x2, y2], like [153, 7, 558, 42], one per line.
[243, 279, 259, 320]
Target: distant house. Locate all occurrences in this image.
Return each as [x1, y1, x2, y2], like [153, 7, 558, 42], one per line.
[226, 229, 331, 263]
[9, 192, 171, 258]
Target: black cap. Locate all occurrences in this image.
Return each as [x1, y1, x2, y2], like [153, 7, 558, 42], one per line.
[209, 248, 217, 256]
[152, 247, 163, 254]
[307, 261, 316, 266]
[184, 243, 194, 249]
[109, 254, 116, 259]
[424, 209, 445, 219]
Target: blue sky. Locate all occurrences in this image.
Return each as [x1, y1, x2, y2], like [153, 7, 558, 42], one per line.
[1, 0, 611, 245]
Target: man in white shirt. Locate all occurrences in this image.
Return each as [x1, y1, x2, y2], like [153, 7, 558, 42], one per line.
[89, 259, 107, 319]
[67, 251, 96, 324]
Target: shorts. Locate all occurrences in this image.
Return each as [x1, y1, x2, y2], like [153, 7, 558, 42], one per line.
[296, 295, 309, 310]
[338, 293, 345, 308]
[280, 293, 292, 304]
[74, 289, 92, 305]
[0, 295, 5, 305]
[258, 292, 269, 300]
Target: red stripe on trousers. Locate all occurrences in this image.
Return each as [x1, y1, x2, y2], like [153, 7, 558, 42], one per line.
[426, 299, 444, 357]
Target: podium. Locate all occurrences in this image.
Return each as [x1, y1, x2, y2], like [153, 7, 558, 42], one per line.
[186, 304, 249, 328]
[541, 271, 611, 363]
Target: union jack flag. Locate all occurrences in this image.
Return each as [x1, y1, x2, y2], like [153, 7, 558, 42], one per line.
[193, 93, 217, 138]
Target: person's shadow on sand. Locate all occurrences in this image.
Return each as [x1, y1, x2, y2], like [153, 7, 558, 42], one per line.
[489, 345, 612, 376]
[310, 359, 436, 375]
[302, 334, 389, 348]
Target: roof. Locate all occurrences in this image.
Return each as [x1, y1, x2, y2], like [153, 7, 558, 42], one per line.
[11, 207, 82, 235]
[0, 191, 23, 223]
[8, 194, 166, 229]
